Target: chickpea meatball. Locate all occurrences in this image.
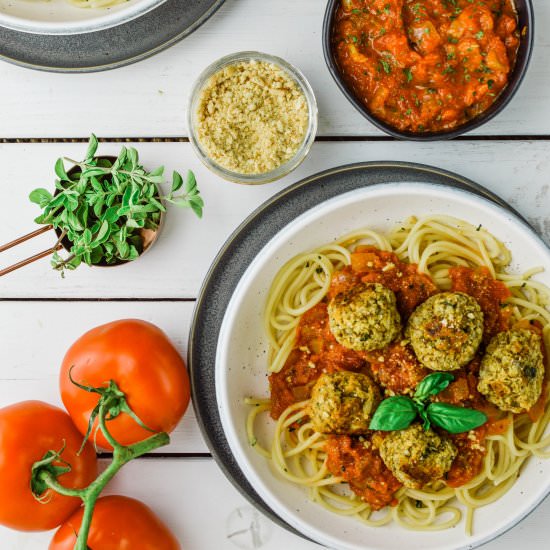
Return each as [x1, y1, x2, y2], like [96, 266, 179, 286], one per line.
[478, 329, 544, 413]
[405, 292, 483, 371]
[309, 371, 381, 434]
[328, 283, 402, 352]
[375, 424, 457, 489]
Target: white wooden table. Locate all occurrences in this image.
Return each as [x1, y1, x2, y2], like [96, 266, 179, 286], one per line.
[0, 1, 549, 548]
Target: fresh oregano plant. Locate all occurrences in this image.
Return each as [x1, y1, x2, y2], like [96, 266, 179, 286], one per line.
[29, 134, 203, 273]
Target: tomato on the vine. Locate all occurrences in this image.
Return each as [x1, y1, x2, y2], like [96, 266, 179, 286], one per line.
[49, 495, 181, 549]
[0, 401, 97, 531]
[60, 319, 190, 450]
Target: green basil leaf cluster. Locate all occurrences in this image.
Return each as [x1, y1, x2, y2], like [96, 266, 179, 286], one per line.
[29, 134, 204, 273]
[369, 372, 487, 434]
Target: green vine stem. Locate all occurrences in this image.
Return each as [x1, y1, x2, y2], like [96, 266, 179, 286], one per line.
[32, 393, 169, 550]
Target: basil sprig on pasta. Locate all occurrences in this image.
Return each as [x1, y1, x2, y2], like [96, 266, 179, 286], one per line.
[369, 372, 487, 434]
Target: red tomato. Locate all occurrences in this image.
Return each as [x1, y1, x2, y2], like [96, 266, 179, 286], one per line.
[49, 495, 181, 550]
[60, 319, 190, 450]
[0, 401, 97, 531]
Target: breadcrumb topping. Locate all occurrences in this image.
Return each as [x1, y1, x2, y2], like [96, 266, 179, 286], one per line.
[195, 60, 309, 175]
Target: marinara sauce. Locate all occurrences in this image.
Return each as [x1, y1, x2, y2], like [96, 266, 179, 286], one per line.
[332, 0, 520, 132]
[268, 249, 529, 507]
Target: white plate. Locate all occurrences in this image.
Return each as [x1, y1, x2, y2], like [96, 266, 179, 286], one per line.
[216, 182, 550, 550]
[0, 0, 166, 35]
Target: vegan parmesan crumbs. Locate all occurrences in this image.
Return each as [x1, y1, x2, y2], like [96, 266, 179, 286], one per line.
[195, 60, 309, 175]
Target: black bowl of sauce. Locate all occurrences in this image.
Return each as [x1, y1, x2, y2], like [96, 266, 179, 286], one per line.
[322, 0, 534, 140]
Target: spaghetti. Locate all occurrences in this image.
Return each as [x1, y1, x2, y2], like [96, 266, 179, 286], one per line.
[246, 215, 550, 533]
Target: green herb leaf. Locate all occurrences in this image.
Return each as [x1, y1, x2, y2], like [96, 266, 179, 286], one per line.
[93, 220, 109, 244]
[185, 170, 197, 193]
[55, 158, 69, 181]
[82, 167, 107, 178]
[149, 166, 164, 178]
[426, 402, 487, 434]
[414, 372, 454, 401]
[127, 148, 139, 170]
[379, 59, 392, 74]
[171, 171, 184, 193]
[369, 396, 418, 431]
[85, 134, 99, 161]
[29, 188, 53, 209]
[417, 404, 431, 430]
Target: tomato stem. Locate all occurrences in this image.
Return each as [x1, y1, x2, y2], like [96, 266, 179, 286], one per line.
[33, 389, 170, 549]
[97, 398, 121, 450]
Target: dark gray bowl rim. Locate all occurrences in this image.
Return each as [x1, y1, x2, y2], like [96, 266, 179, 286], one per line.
[322, 0, 535, 141]
[0, 0, 226, 73]
[188, 160, 549, 548]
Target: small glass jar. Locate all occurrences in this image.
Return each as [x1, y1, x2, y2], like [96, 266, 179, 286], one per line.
[187, 51, 318, 185]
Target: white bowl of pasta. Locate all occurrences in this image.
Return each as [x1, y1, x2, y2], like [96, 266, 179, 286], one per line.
[216, 182, 550, 550]
[0, 0, 166, 35]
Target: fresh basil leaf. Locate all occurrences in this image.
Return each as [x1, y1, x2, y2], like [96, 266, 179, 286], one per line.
[414, 372, 454, 401]
[29, 188, 53, 208]
[369, 396, 418, 431]
[426, 403, 487, 434]
[416, 403, 431, 430]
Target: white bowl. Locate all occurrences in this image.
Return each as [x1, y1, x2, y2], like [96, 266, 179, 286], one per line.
[216, 182, 550, 550]
[0, 0, 166, 35]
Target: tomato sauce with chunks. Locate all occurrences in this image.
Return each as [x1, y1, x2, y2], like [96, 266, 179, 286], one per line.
[332, 0, 520, 133]
[269, 247, 439, 509]
[325, 435, 402, 509]
[268, 247, 528, 507]
[269, 303, 366, 419]
[449, 265, 512, 342]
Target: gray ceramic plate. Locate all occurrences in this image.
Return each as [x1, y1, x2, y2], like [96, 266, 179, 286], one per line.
[188, 161, 535, 541]
[0, 0, 225, 72]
